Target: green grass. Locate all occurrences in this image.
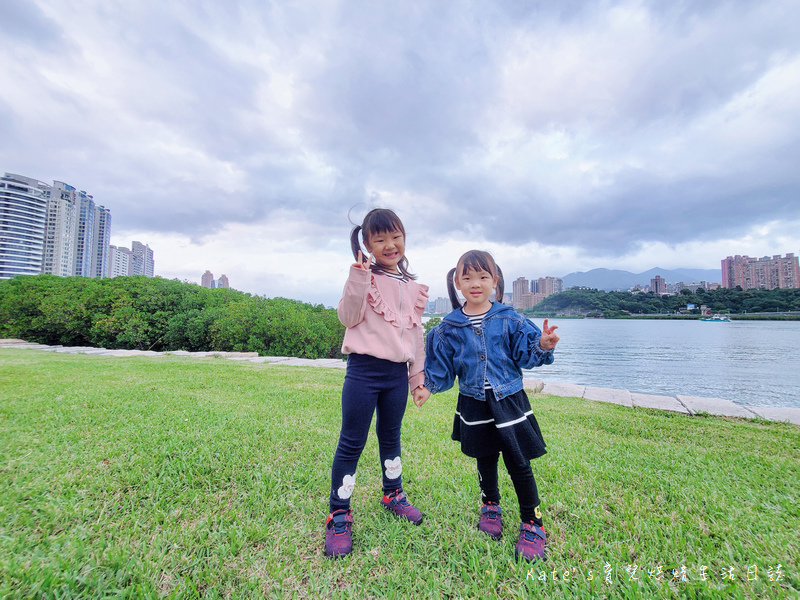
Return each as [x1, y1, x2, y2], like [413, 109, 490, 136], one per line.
[1, 349, 798, 599]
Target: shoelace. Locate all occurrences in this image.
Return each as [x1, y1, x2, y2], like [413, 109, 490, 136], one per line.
[521, 523, 544, 542]
[389, 493, 410, 507]
[330, 512, 351, 535]
[483, 503, 500, 520]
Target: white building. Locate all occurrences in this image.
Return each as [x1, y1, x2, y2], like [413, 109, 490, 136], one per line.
[434, 297, 451, 313]
[108, 245, 134, 277]
[1, 172, 112, 280]
[0, 173, 48, 278]
[73, 191, 96, 277]
[131, 241, 154, 277]
[92, 206, 112, 278]
[43, 181, 78, 277]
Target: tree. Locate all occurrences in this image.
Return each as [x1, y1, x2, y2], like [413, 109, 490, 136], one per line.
[0, 275, 345, 358]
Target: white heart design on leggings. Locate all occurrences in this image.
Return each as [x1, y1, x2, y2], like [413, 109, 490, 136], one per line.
[384, 456, 402, 480]
[337, 474, 356, 499]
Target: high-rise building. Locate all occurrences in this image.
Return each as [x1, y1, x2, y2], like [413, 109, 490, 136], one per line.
[2, 172, 112, 280]
[73, 191, 96, 277]
[721, 254, 800, 290]
[202, 271, 230, 289]
[92, 206, 112, 279]
[0, 173, 48, 279]
[131, 241, 154, 277]
[533, 276, 563, 296]
[512, 277, 531, 310]
[43, 181, 78, 277]
[108, 245, 133, 277]
[651, 275, 666, 294]
[434, 297, 450, 313]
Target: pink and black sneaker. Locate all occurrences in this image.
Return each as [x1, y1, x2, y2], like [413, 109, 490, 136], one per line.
[324, 508, 353, 558]
[514, 522, 546, 561]
[381, 490, 424, 525]
[478, 502, 503, 539]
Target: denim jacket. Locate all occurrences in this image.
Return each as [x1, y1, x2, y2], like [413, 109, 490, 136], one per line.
[424, 302, 554, 401]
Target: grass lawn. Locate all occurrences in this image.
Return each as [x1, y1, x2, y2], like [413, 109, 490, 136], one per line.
[1, 349, 798, 599]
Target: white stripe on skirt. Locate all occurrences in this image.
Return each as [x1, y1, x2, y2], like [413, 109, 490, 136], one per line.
[455, 410, 534, 428]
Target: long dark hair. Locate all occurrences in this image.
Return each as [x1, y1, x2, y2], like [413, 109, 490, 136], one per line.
[349, 208, 416, 280]
[447, 250, 504, 309]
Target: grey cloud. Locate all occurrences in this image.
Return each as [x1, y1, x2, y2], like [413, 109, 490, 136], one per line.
[2, 0, 799, 262]
[0, 0, 64, 48]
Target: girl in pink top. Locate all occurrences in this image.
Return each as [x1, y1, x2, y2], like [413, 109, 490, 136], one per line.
[324, 208, 429, 558]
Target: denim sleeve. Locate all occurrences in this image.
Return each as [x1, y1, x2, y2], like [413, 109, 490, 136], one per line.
[423, 325, 456, 394]
[510, 317, 554, 369]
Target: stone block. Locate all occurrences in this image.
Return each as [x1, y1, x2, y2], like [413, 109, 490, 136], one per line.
[631, 393, 691, 414]
[745, 406, 800, 425]
[541, 382, 586, 398]
[676, 395, 759, 418]
[584, 386, 632, 407]
[523, 379, 544, 393]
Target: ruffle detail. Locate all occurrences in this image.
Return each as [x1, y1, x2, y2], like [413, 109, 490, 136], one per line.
[367, 278, 428, 329]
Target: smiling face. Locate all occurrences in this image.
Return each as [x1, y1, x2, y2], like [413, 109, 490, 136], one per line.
[455, 265, 498, 314]
[365, 228, 405, 273]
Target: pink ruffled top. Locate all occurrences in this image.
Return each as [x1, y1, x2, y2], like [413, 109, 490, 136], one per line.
[337, 265, 429, 390]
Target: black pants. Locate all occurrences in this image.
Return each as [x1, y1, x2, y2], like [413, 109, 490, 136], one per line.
[329, 354, 409, 512]
[477, 451, 542, 525]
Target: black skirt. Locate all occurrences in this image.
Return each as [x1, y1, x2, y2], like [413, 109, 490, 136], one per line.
[451, 388, 547, 462]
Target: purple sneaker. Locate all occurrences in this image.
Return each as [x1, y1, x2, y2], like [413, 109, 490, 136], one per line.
[515, 522, 546, 561]
[324, 509, 353, 558]
[381, 490, 424, 525]
[478, 502, 502, 539]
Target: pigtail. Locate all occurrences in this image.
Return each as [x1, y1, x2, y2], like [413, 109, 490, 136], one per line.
[350, 226, 367, 265]
[495, 265, 504, 304]
[446, 268, 462, 309]
[396, 256, 417, 280]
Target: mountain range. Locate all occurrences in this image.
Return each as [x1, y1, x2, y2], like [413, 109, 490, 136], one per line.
[561, 267, 721, 292]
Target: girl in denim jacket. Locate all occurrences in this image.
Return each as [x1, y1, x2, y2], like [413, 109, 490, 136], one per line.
[418, 250, 559, 562]
[324, 209, 429, 558]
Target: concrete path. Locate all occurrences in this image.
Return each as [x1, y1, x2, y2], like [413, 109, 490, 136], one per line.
[2, 339, 798, 426]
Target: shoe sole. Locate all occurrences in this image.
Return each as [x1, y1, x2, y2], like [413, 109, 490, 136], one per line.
[478, 524, 502, 540]
[514, 548, 546, 562]
[382, 505, 424, 525]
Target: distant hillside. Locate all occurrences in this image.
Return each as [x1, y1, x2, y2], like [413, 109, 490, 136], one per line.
[562, 267, 721, 291]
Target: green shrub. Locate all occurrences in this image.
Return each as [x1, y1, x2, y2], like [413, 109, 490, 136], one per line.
[0, 275, 344, 358]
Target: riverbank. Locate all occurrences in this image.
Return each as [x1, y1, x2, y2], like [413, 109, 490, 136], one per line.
[3, 338, 798, 425]
[1, 346, 797, 598]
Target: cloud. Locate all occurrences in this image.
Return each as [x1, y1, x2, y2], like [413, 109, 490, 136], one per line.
[2, 0, 799, 303]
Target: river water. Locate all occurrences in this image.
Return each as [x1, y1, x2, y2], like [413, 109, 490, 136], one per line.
[524, 318, 800, 408]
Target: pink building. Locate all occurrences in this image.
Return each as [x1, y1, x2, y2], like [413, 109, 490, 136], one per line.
[721, 254, 800, 290]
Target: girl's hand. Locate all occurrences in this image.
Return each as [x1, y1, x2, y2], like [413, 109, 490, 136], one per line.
[539, 318, 560, 351]
[412, 385, 431, 407]
[354, 250, 374, 270]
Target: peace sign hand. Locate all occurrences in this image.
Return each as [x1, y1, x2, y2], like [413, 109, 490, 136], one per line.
[539, 318, 560, 351]
[354, 250, 374, 270]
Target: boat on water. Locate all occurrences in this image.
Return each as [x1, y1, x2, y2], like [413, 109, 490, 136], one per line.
[700, 314, 731, 322]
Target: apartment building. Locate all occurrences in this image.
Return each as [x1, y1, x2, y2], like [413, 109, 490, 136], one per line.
[512, 275, 564, 309]
[651, 275, 667, 294]
[131, 241, 155, 277]
[201, 270, 230, 289]
[0, 173, 48, 278]
[721, 254, 800, 290]
[108, 245, 134, 277]
[0, 172, 113, 280]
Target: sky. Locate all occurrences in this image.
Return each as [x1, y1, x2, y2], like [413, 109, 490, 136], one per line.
[2, 0, 800, 306]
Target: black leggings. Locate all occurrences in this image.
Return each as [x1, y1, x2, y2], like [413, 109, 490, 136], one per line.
[329, 354, 409, 512]
[477, 452, 542, 525]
